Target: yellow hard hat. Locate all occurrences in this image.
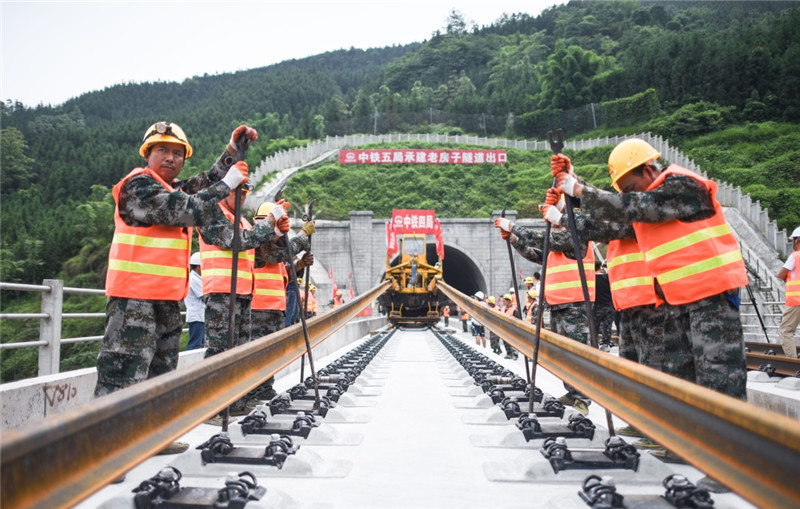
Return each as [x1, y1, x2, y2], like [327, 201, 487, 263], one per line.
[298, 277, 303, 285]
[503, 294, 512, 301]
[524, 277, 533, 284]
[254, 202, 275, 220]
[336, 290, 342, 296]
[608, 138, 661, 192]
[309, 284, 316, 291]
[487, 296, 496, 304]
[527, 288, 538, 299]
[139, 121, 193, 159]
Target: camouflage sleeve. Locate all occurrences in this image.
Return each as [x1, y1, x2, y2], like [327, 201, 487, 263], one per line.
[175, 148, 237, 194]
[553, 210, 635, 247]
[581, 175, 715, 224]
[510, 224, 544, 264]
[118, 175, 231, 228]
[197, 219, 278, 250]
[262, 233, 311, 266]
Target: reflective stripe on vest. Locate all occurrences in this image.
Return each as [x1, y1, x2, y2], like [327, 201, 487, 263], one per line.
[606, 238, 657, 310]
[252, 263, 288, 311]
[199, 205, 255, 296]
[787, 252, 800, 306]
[544, 242, 596, 306]
[632, 165, 748, 305]
[105, 167, 191, 300]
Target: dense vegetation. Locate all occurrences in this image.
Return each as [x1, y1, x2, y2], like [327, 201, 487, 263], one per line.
[2, 1, 799, 382]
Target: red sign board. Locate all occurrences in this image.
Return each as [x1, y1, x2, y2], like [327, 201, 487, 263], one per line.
[339, 149, 507, 165]
[391, 209, 436, 234]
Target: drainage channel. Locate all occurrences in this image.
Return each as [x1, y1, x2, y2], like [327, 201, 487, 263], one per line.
[81, 326, 756, 509]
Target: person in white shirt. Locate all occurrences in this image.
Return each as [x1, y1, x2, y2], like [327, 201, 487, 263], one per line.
[184, 252, 205, 350]
[777, 227, 800, 358]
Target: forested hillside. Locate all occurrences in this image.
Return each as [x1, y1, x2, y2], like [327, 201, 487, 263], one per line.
[2, 0, 798, 288]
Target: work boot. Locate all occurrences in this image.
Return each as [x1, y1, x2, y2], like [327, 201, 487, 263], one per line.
[571, 399, 590, 416]
[504, 354, 513, 359]
[111, 473, 126, 484]
[633, 437, 663, 449]
[649, 447, 687, 464]
[511, 352, 519, 360]
[696, 476, 730, 493]
[616, 425, 644, 438]
[156, 441, 190, 455]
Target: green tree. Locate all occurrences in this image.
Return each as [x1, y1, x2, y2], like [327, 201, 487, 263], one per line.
[1, 127, 35, 194]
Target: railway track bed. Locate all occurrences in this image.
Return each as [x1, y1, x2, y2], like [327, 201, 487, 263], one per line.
[82, 326, 757, 509]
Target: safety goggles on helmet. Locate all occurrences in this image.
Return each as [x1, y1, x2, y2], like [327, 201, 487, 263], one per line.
[139, 121, 193, 159]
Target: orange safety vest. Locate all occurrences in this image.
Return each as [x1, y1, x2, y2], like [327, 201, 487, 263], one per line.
[504, 304, 518, 319]
[786, 251, 800, 306]
[544, 242, 596, 306]
[199, 205, 255, 296]
[251, 262, 288, 311]
[106, 168, 191, 300]
[333, 296, 344, 307]
[306, 291, 318, 314]
[606, 238, 658, 310]
[443, 306, 450, 317]
[633, 165, 747, 306]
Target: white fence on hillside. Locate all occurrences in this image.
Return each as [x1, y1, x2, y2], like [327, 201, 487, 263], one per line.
[252, 132, 793, 257]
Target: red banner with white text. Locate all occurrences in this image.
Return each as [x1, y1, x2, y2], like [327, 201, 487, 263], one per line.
[340, 149, 506, 165]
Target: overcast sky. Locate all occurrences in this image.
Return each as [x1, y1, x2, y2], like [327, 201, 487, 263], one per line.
[1, 0, 566, 108]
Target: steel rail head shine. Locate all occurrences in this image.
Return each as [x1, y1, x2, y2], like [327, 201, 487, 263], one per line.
[0, 281, 389, 509]
[439, 281, 800, 509]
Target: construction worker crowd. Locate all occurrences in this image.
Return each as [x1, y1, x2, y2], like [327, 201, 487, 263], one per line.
[495, 137, 800, 493]
[92, 121, 798, 487]
[94, 122, 320, 450]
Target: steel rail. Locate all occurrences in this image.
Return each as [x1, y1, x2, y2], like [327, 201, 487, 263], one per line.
[746, 352, 800, 377]
[440, 281, 800, 509]
[0, 281, 389, 509]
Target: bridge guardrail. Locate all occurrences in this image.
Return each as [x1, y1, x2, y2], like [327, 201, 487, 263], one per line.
[0, 280, 184, 377]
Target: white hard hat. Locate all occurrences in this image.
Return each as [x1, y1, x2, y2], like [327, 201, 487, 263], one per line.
[190, 252, 201, 266]
[792, 226, 800, 239]
[509, 287, 515, 294]
[474, 291, 484, 300]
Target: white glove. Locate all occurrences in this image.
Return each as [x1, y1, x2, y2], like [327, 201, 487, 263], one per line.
[558, 172, 578, 197]
[221, 161, 248, 190]
[543, 204, 563, 226]
[495, 218, 513, 232]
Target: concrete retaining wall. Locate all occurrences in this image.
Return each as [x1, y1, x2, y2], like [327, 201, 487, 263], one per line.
[0, 317, 387, 431]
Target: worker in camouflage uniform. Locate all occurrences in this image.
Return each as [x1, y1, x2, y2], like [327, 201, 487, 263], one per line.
[247, 201, 315, 402]
[96, 122, 255, 454]
[552, 139, 749, 492]
[486, 296, 503, 354]
[495, 213, 594, 415]
[96, 122, 254, 399]
[551, 139, 748, 400]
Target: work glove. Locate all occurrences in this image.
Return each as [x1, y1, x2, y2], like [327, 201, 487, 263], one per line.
[550, 153, 573, 177]
[545, 187, 566, 212]
[301, 252, 314, 267]
[494, 218, 513, 241]
[229, 125, 258, 152]
[275, 215, 290, 237]
[276, 198, 291, 212]
[540, 203, 563, 226]
[301, 221, 316, 236]
[555, 171, 578, 197]
[222, 161, 248, 190]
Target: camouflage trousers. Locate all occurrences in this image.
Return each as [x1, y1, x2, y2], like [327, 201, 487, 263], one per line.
[618, 304, 666, 371]
[593, 305, 616, 345]
[550, 302, 590, 400]
[250, 309, 284, 398]
[203, 293, 252, 358]
[489, 332, 501, 352]
[662, 292, 747, 399]
[94, 298, 181, 397]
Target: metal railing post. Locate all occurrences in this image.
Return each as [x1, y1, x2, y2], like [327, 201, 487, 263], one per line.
[38, 279, 63, 376]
